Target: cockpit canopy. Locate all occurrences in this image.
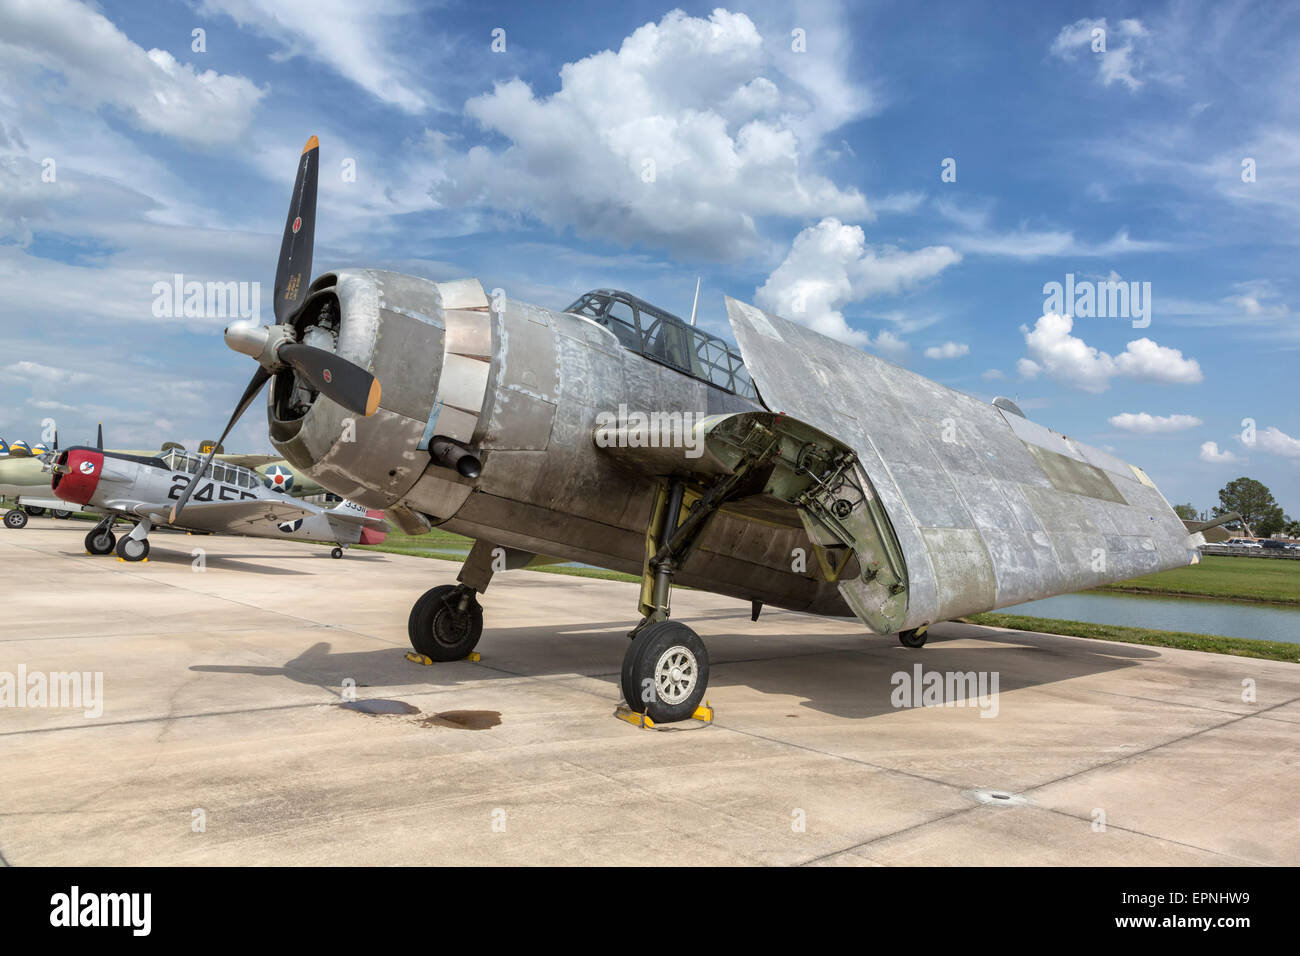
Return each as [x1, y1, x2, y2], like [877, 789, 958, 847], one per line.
[564, 290, 757, 399]
[161, 448, 263, 490]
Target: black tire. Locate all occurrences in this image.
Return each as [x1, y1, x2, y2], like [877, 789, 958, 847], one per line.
[85, 528, 117, 555]
[4, 509, 27, 529]
[620, 620, 709, 723]
[53, 510, 72, 519]
[115, 536, 150, 562]
[23, 506, 46, 517]
[331, 547, 343, 559]
[898, 627, 928, 648]
[408, 585, 483, 661]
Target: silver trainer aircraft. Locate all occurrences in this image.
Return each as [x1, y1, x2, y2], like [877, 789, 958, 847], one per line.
[53, 444, 387, 560]
[178, 136, 1214, 723]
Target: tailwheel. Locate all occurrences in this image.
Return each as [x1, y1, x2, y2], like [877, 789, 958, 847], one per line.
[115, 536, 150, 562]
[85, 527, 117, 555]
[408, 584, 483, 661]
[620, 620, 710, 724]
[4, 509, 27, 529]
[898, 627, 928, 648]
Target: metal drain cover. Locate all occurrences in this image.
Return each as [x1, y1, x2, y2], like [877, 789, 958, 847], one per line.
[964, 788, 1031, 807]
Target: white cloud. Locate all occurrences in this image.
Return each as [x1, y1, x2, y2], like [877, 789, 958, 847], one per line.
[198, 0, 431, 113]
[981, 368, 1007, 381]
[0, 0, 264, 146]
[755, 217, 961, 345]
[923, 341, 970, 360]
[437, 9, 873, 259]
[1017, 313, 1203, 392]
[1108, 412, 1203, 433]
[1200, 441, 1243, 464]
[1253, 426, 1300, 458]
[1050, 17, 1150, 92]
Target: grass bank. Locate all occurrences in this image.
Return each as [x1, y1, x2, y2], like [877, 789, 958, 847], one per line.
[1092, 555, 1300, 606]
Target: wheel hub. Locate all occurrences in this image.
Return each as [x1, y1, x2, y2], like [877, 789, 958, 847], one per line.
[653, 646, 697, 705]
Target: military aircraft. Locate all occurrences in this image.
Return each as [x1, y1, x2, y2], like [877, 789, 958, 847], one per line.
[51, 443, 387, 560]
[183, 136, 1212, 722]
[1, 425, 328, 529]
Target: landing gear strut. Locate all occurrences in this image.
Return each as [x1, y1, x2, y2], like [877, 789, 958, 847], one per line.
[4, 509, 27, 530]
[621, 467, 765, 722]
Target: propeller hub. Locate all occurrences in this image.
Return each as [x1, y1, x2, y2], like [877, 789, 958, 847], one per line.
[225, 322, 294, 369]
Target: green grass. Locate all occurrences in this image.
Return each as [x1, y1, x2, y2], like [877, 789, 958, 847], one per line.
[967, 612, 1300, 663]
[1095, 555, 1300, 606]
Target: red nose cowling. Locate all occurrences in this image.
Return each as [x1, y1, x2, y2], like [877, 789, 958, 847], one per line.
[52, 449, 105, 505]
[359, 509, 387, 545]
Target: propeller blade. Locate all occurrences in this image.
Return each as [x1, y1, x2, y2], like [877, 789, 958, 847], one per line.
[278, 343, 380, 417]
[273, 135, 319, 325]
[169, 367, 272, 524]
[96, 423, 103, 450]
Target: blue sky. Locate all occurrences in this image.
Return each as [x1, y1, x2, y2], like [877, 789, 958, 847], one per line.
[0, 0, 1297, 516]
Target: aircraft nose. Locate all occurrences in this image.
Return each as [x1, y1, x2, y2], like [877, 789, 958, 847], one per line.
[51, 449, 104, 505]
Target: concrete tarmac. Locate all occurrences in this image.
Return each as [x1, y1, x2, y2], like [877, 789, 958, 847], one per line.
[2, 519, 1297, 866]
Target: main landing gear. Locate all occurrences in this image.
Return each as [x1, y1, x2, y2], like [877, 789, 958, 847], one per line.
[406, 539, 499, 662]
[87, 516, 151, 562]
[330, 546, 344, 559]
[4, 509, 27, 529]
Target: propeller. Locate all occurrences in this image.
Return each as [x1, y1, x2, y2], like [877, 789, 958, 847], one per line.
[170, 135, 381, 524]
[96, 423, 103, 451]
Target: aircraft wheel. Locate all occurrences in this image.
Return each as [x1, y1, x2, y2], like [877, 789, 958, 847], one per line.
[4, 509, 28, 529]
[331, 547, 343, 559]
[620, 620, 709, 723]
[85, 528, 117, 555]
[24, 506, 46, 517]
[53, 510, 72, 519]
[408, 585, 483, 661]
[115, 536, 150, 562]
[898, 627, 928, 648]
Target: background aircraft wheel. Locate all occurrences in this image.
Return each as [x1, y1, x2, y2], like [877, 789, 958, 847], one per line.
[620, 620, 710, 723]
[53, 510, 72, 519]
[85, 528, 116, 555]
[4, 509, 28, 529]
[408, 585, 483, 661]
[898, 628, 928, 648]
[115, 536, 150, 562]
[330, 547, 343, 559]
[23, 505, 46, 517]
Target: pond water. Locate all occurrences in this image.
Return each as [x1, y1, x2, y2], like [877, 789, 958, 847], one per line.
[1000, 591, 1300, 644]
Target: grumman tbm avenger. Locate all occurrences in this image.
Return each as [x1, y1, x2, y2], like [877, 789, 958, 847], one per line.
[179, 136, 1213, 722]
[51, 440, 387, 560]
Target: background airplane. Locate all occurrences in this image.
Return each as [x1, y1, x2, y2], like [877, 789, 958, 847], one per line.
[2, 425, 331, 529]
[48, 442, 387, 560]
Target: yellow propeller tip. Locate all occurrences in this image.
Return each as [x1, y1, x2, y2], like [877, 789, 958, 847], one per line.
[365, 380, 382, 417]
[302, 135, 319, 154]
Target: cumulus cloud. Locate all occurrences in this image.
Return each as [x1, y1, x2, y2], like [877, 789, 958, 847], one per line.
[755, 217, 960, 346]
[1253, 426, 1300, 458]
[0, 0, 264, 146]
[1108, 412, 1203, 433]
[198, 0, 431, 113]
[1200, 441, 1242, 464]
[1017, 313, 1203, 392]
[1050, 17, 1150, 91]
[437, 9, 873, 259]
[923, 341, 970, 360]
